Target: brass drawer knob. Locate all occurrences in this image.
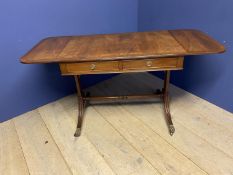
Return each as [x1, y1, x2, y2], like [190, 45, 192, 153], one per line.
[146, 60, 152, 67]
[90, 64, 96, 70]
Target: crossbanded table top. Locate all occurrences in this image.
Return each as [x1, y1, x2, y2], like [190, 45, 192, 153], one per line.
[21, 29, 225, 64]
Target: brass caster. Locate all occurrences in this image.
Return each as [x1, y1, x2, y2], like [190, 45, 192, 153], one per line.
[74, 128, 81, 137]
[169, 125, 175, 136]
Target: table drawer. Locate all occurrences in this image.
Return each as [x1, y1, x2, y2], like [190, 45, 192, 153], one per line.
[122, 57, 183, 71]
[60, 61, 119, 75]
[60, 57, 184, 75]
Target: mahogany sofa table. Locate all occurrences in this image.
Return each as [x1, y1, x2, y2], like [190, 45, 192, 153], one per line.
[21, 29, 225, 137]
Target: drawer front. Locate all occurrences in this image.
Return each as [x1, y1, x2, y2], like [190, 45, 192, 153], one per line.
[60, 57, 184, 75]
[60, 61, 119, 75]
[122, 57, 183, 71]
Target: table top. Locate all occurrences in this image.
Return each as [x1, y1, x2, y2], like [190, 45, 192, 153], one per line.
[20, 29, 225, 64]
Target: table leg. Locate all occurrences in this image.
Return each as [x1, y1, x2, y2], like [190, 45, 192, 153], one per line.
[74, 75, 85, 137]
[73, 72, 175, 137]
[162, 71, 175, 136]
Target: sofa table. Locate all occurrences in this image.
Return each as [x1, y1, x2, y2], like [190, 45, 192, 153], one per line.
[21, 29, 225, 137]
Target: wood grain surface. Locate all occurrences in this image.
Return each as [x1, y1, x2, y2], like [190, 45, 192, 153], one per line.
[20, 29, 225, 64]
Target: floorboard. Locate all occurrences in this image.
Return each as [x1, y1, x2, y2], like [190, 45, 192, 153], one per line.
[89, 82, 207, 175]
[38, 102, 115, 175]
[110, 73, 233, 175]
[13, 110, 72, 175]
[60, 99, 159, 175]
[125, 73, 233, 158]
[1, 72, 233, 175]
[0, 120, 29, 175]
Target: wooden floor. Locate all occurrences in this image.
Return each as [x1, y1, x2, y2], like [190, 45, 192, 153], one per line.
[1, 73, 233, 175]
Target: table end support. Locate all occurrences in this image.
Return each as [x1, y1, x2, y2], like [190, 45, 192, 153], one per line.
[74, 128, 81, 137]
[74, 75, 86, 137]
[73, 72, 176, 137]
[162, 71, 176, 136]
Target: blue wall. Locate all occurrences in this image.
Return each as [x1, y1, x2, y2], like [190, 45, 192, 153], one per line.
[0, 0, 138, 122]
[138, 0, 233, 113]
[1, 0, 232, 122]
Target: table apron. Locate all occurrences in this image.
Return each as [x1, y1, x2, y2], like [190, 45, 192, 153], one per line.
[59, 57, 184, 75]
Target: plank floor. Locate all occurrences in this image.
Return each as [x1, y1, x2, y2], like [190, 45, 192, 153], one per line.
[1, 73, 233, 175]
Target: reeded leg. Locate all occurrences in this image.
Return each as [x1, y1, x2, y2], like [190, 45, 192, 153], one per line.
[74, 75, 85, 137]
[162, 71, 175, 136]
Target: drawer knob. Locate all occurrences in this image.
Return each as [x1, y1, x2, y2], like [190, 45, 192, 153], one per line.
[146, 61, 152, 67]
[90, 64, 96, 70]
